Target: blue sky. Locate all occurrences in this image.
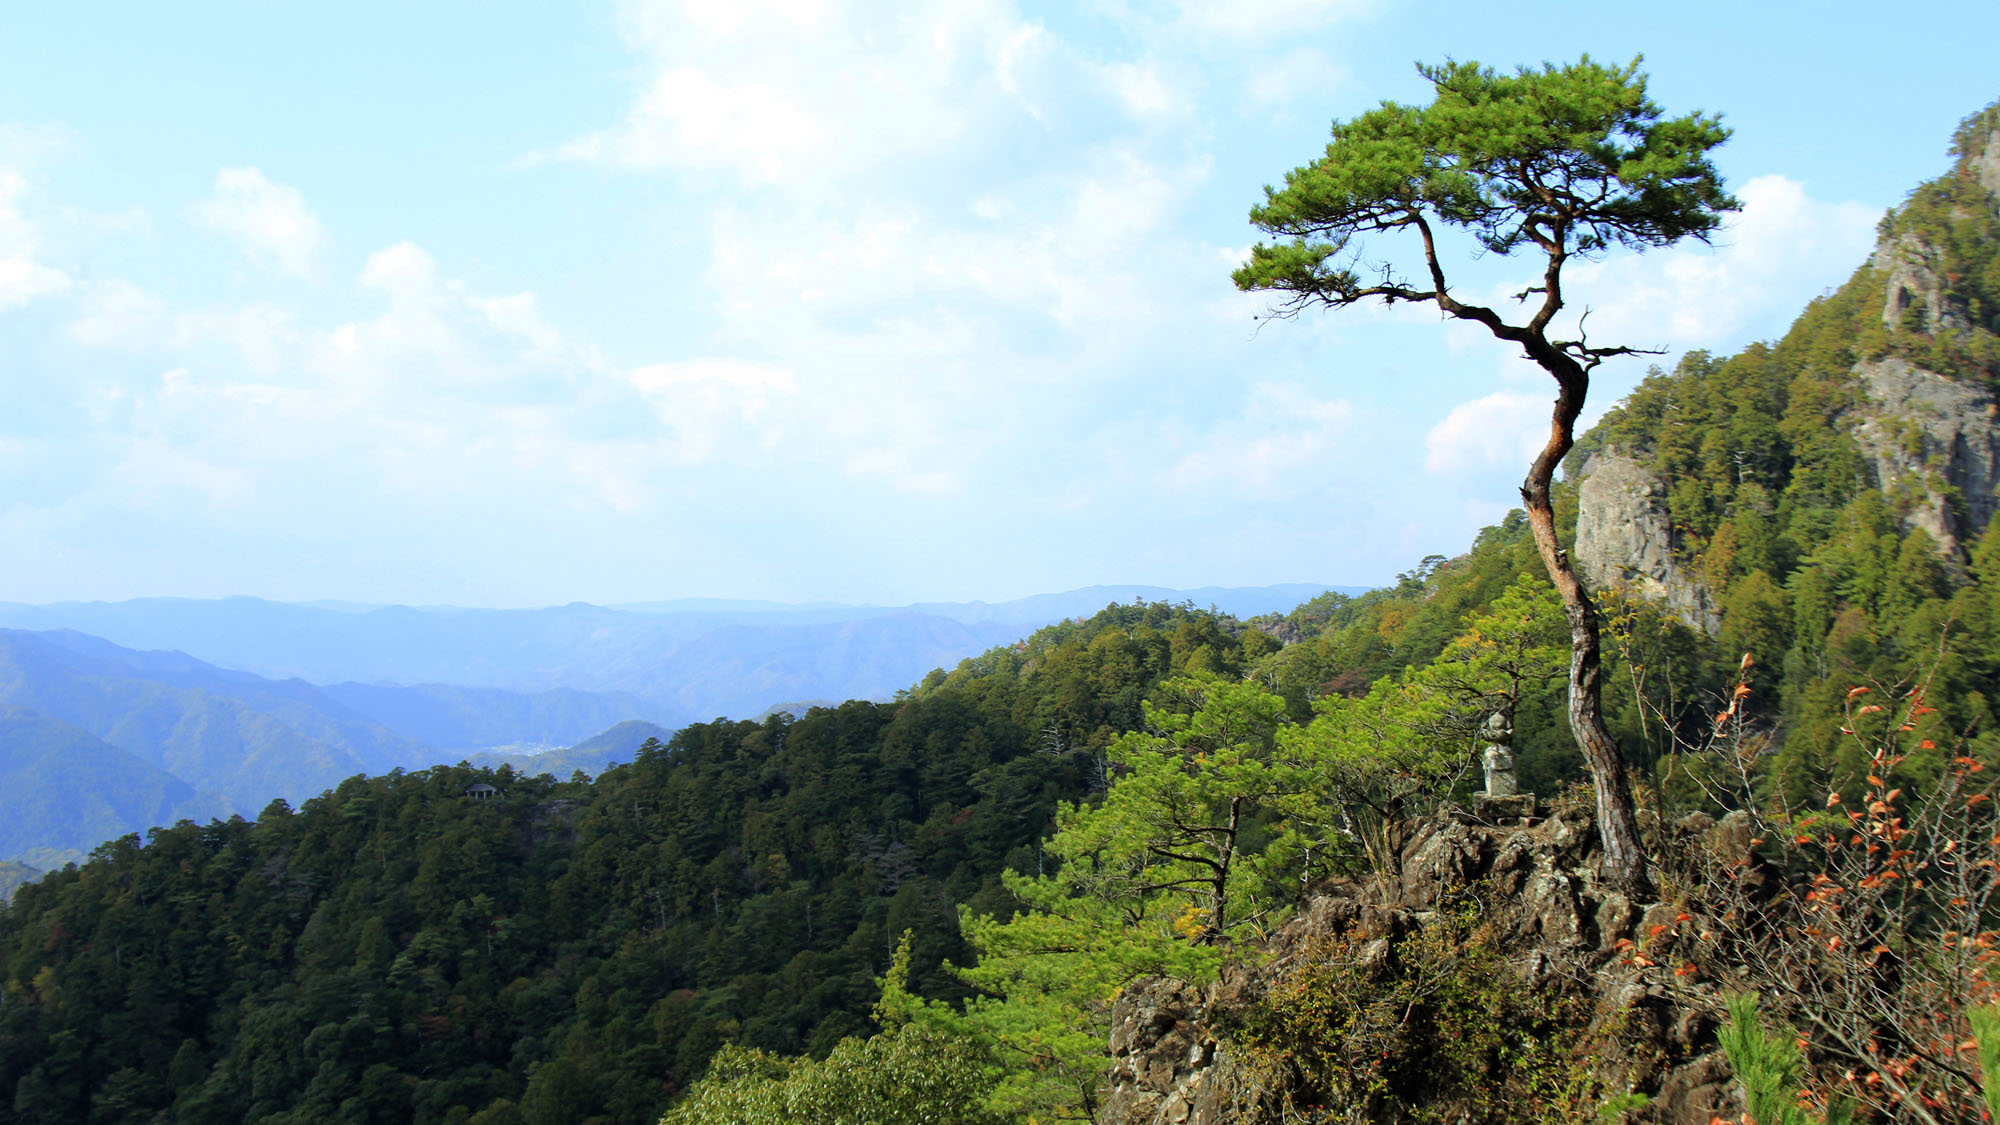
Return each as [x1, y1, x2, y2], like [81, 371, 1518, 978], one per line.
[2, 0, 1996, 607]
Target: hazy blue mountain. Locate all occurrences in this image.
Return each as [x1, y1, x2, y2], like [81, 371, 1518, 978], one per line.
[643, 612, 1029, 718]
[0, 598, 721, 691]
[0, 584, 1361, 719]
[24, 629, 424, 774]
[610, 597, 857, 615]
[320, 681, 676, 753]
[0, 630, 402, 813]
[0, 706, 232, 862]
[465, 718, 677, 778]
[0, 859, 42, 902]
[902, 583, 1372, 625]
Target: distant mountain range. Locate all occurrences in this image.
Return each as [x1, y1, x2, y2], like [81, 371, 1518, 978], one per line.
[0, 584, 1360, 721]
[0, 629, 681, 862]
[0, 859, 38, 903]
[0, 583, 1362, 867]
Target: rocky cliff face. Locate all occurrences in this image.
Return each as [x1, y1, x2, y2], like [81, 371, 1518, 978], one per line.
[1849, 356, 2000, 559]
[1098, 809, 1738, 1125]
[1573, 449, 1721, 635]
[1974, 112, 2000, 198]
[1876, 228, 1977, 338]
[1573, 354, 2000, 605]
[1572, 109, 2000, 609]
[1854, 109, 2000, 562]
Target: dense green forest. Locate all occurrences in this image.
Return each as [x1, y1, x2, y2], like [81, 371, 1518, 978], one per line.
[0, 604, 1286, 1123]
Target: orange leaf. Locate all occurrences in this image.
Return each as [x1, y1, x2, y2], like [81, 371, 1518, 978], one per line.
[1848, 686, 1872, 698]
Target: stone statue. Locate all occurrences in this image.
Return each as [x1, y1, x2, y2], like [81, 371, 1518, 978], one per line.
[1479, 710, 1517, 797]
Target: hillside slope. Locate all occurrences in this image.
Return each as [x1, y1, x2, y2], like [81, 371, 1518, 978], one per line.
[0, 707, 230, 863]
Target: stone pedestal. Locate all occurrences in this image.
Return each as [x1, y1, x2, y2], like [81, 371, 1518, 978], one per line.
[1474, 793, 1538, 822]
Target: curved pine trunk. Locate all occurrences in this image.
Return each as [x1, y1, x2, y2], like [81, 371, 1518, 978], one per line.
[1521, 362, 1654, 897]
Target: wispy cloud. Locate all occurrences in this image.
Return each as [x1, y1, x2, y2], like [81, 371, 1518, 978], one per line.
[1538, 174, 1879, 360]
[194, 167, 327, 279]
[0, 168, 71, 308]
[1423, 390, 1550, 476]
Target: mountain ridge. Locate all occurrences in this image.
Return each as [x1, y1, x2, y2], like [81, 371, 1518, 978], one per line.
[0, 584, 1361, 718]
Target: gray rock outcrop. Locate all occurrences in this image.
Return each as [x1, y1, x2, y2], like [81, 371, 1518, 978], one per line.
[1573, 448, 1721, 635]
[1968, 110, 2000, 200]
[1097, 809, 1739, 1125]
[1874, 229, 1974, 337]
[1850, 356, 2000, 559]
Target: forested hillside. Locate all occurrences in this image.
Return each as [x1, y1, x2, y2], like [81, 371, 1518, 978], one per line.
[0, 604, 1278, 1122]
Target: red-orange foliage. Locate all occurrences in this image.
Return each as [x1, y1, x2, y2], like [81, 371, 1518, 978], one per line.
[1671, 668, 2000, 1124]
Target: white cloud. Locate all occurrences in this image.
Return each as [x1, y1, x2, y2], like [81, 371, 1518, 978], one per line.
[1245, 48, 1348, 109]
[53, 235, 658, 514]
[357, 241, 439, 300]
[843, 446, 960, 495]
[67, 281, 299, 375]
[627, 357, 795, 463]
[522, 0, 1400, 534]
[0, 168, 71, 308]
[1168, 0, 1374, 40]
[67, 280, 165, 346]
[194, 167, 327, 279]
[173, 304, 299, 374]
[553, 68, 822, 180]
[1423, 390, 1550, 475]
[1547, 175, 1878, 356]
[547, 1, 1018, 184]
[1168, 381, 1355, 495]
[7, 0, 1423, 604]
[0, 252, 69, 309]
[0, 123, 79, 168]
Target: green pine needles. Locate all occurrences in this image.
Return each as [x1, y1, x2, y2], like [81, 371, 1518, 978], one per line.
[1717, 994, 1854, 1125]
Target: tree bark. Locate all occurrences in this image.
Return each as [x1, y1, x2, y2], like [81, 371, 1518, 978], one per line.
[1519, 356, 1654, 897]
